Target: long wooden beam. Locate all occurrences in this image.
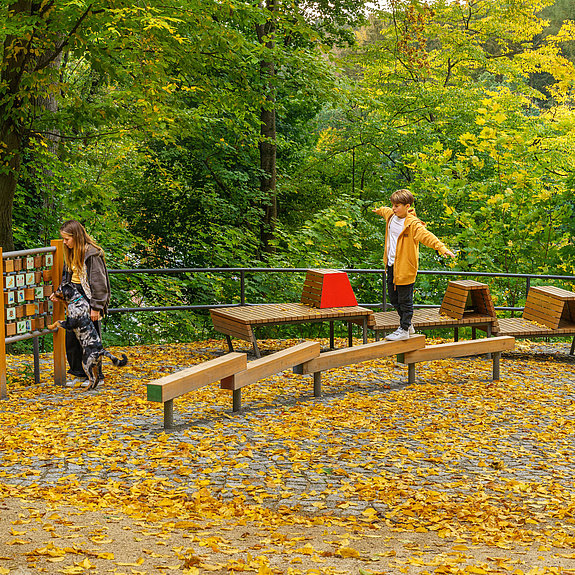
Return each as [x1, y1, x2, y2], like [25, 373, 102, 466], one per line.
[147, 352, 247, 403]
[298, 335, 426, 375]
[399, 336, 515, 364]
[221, 341, 320, 391]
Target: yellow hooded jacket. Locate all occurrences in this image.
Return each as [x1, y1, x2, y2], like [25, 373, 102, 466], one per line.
[374, 206, 450, 285]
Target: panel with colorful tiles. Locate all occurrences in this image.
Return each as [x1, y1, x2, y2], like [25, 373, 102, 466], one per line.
[3, 253, 55, 338]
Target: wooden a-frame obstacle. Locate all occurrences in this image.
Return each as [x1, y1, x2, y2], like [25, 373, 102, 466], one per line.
[485, 285, 575, 354]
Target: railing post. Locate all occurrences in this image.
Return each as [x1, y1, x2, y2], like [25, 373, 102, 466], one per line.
[240, 270, 246, 306]
[382, 270, 387, 310]
[526, 276, 531, 297]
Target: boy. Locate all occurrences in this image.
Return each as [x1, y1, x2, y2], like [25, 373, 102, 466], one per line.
[373, 189, 456, 341]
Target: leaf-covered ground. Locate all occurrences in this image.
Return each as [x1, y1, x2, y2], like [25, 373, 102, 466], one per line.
[1, 337, 575, 575]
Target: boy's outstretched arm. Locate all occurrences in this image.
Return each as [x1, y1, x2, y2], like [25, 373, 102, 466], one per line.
[412, 222, 456, 258]
[372, 206, 392, 217]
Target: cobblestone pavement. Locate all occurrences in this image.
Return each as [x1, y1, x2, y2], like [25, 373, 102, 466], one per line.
[2, 338, 575, 527]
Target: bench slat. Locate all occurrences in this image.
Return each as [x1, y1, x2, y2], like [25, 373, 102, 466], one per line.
[147, 352, 247, 402]
[300, 335, 426, 374]
[221, 341, 320, 391]
[400, 336, 515, 363]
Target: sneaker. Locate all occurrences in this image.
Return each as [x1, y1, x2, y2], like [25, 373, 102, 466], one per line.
[408, 325, 416, 336]
[66, 376, 87, 387]
[385, 327, 410, 341]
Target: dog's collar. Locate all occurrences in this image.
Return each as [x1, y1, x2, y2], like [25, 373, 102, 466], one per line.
[70, 296, 84, 305]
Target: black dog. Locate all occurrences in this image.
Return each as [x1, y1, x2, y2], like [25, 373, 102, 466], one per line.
[48, 282, 128, 390]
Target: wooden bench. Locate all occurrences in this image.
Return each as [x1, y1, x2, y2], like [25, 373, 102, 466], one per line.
[147, 352, 247, 428]
[372, 280, 499, 341]
[211, 303, 374, 358]
[481, 286, 575, 355]
[221, 341, 320, 411]
[295, 335, 426, 396]
[397, 336, 515, 384]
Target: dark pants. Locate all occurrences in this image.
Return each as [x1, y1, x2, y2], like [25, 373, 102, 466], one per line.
[387, 265, 414, 331]
[65, 283, 103, 379]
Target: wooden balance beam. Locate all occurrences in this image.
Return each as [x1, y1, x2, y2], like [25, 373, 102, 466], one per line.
[294, 335, 426, 397]
[397, 336, 515, 384]
[221, 341, 320, 411]
[147, 352, 247, 428]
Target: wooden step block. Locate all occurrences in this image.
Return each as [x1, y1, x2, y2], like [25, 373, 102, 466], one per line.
[300, 269, 357, 308]
[221, 341, 321, 391]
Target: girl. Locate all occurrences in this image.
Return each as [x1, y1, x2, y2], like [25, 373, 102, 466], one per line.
[53, 220, 111, 384]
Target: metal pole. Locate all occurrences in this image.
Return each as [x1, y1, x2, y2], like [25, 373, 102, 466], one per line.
[233, 389, 241, 412]
[408, 363, 415, 385]
[164, 400, 173, 429]
[493, 352, 501, 380]
[382, 270, 387, 310]
[33, 337, 40, 386]
[240, 271, 246, 306]
[313, 372, 321, 397]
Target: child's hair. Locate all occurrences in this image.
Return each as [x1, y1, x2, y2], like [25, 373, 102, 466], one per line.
[390, 189, 414, 206]
[60, 220, 104, 273]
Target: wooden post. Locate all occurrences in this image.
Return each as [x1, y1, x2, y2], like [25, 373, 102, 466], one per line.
[313, 372, 321, 397]
[0, 249, 6, 400]
[347, 322, 353, 347]
[51, 240, 66, 386]
[329, 321, 334, 350]
[164, 400, 174, 429]
[570, 335, 575, 356]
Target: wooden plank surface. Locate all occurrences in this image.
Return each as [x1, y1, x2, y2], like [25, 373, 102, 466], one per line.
[372, 308, 495, 331]
[221, 342, 320, 390]
[211, 303, 373, 326]
[495, 317, 575, 336]
[401, 336, 515, 363]
[300, 335, 426, 374]
[530, 286, 575, 301]
[147, 352, 247, 402]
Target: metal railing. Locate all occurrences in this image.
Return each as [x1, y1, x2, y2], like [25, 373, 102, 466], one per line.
[106, 266, 575, 315]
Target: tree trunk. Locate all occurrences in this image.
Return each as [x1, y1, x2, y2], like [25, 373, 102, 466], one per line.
[256, 0, 278, 256]
[0, 124, 22, 251]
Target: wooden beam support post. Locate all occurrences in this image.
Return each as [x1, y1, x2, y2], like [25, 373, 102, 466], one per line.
[233, 389, 241, 412]
[408, 363, 416, 385]
[493, 351, 501, 381]
[51, 239, 66, 386]
[164, 400, 174, 429]
[313, 372, 321, 397]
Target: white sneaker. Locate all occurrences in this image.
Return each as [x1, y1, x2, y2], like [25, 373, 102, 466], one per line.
[408, 325, 416, 336]
[385, 327, 410, 341]
[66, 377, 87, 387]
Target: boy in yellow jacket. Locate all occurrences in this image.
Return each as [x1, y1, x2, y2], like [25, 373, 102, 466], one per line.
[373, 189, 456, 341]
